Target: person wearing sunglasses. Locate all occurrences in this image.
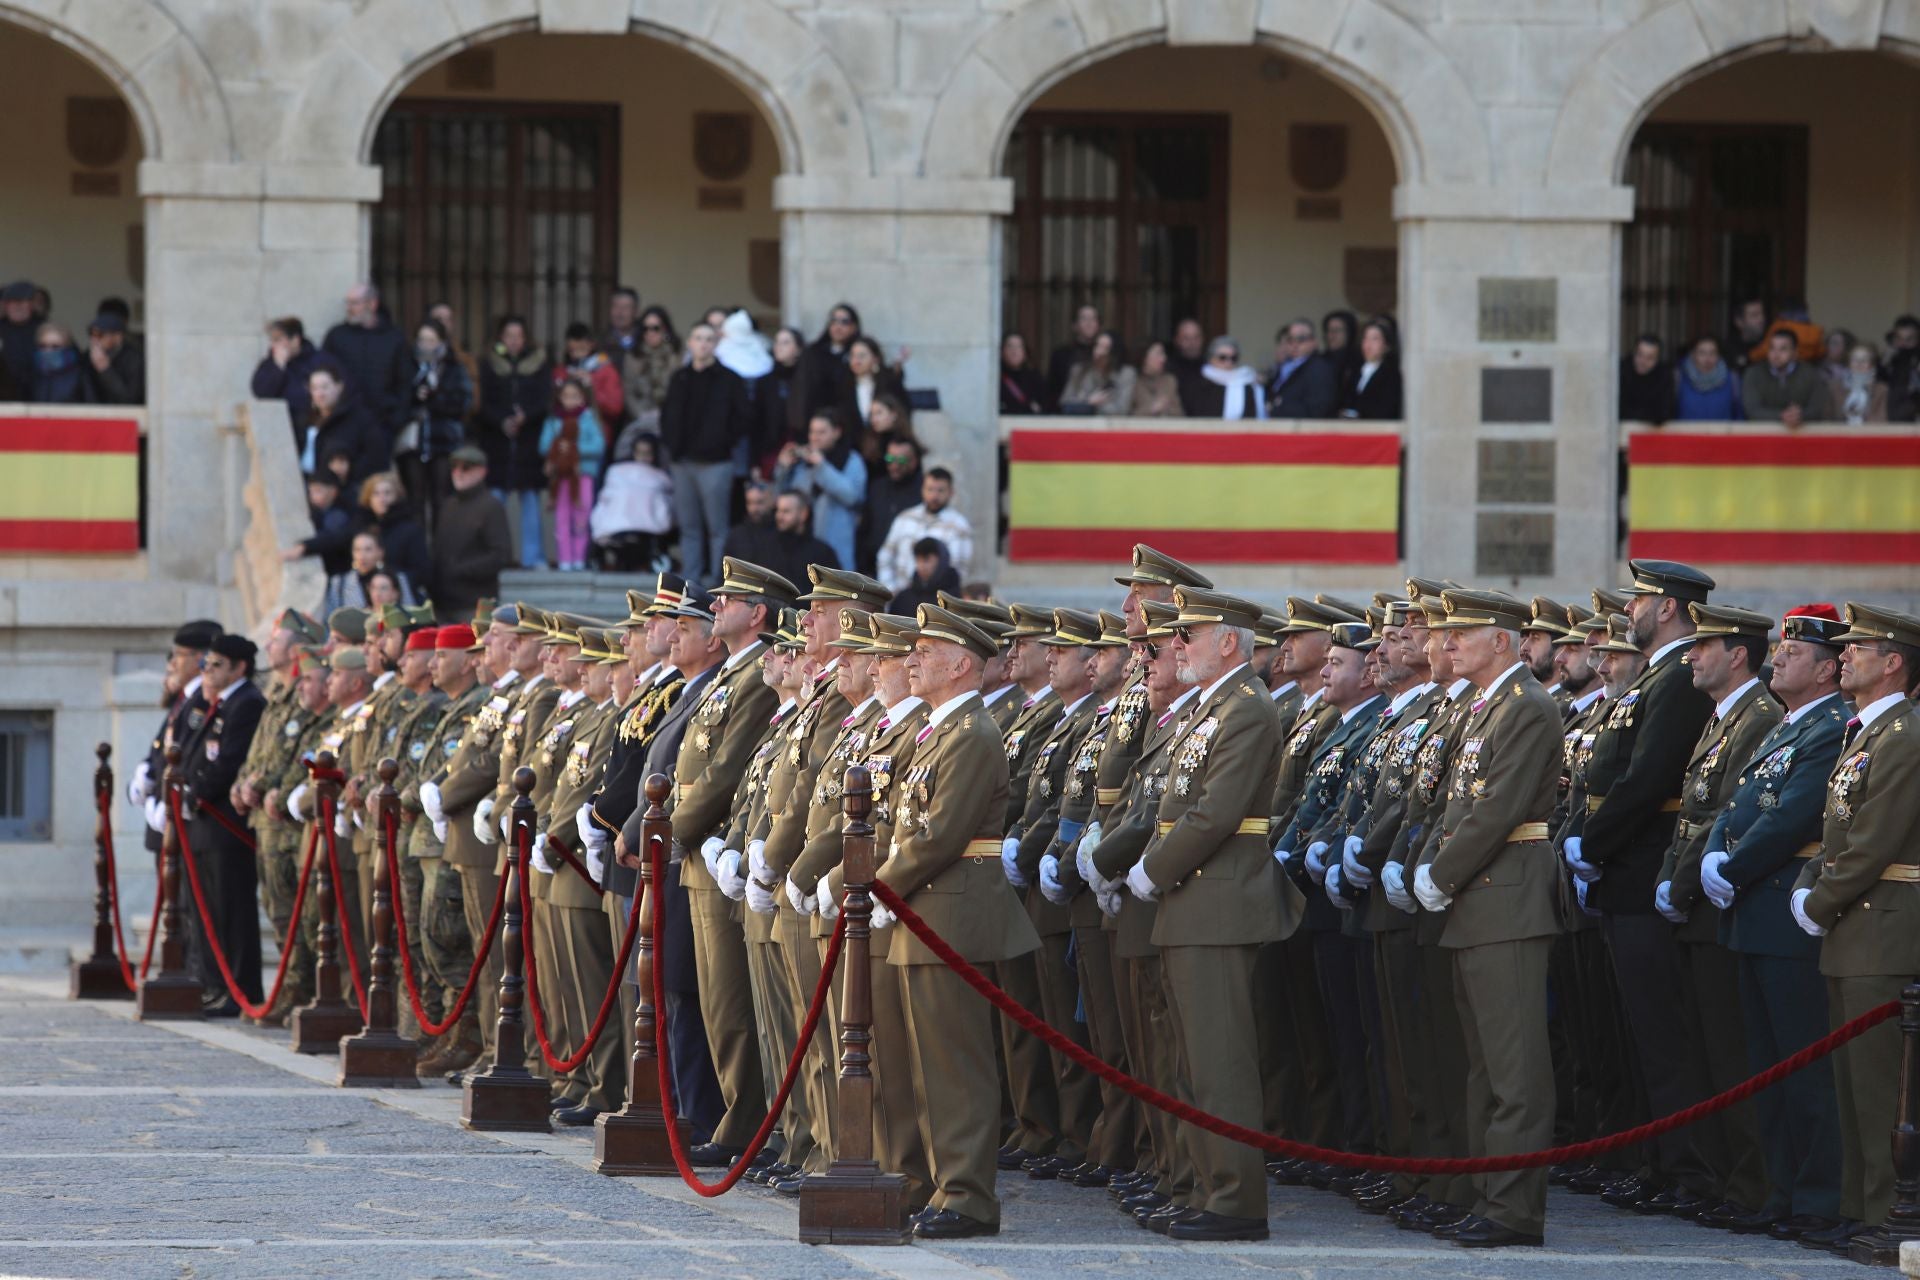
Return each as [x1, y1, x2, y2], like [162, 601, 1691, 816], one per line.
[1189, 335, 1268, 420]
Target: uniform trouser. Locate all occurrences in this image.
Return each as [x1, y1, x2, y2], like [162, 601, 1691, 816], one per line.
[1313, 927, 1378, 1153]
[658, 863, 724, 1141]
[687, 886, 767, 1147]
[1602, 912, 1718, 1196]
[255, 823, 294, 940]
[327, 848, 368, 993]
[556, 898, 623, 1111]
[605, 889, 637, 1083]
[1372, 928, 1426, 1197]
[1567, 923, 1645, 1170]
[746, 930, 812, 1166]
[1031, 930, 1100, 1160]
[1073, 924, 1139, 1170]
[1162, 942, 1268, 1221]
[900, 960, 1004, 1226]
[1737, 952, 1841, 1219]
[775, 905, 834, 1172]
[187, 817, 263, 1005]
[1415, 939, 1477, 1208]
[458, 863, 504, 1064]
[525, 888, 563, 1087]
[1263, 929, 1342, 1145]
[1452, 936, 1555, 1237]
[1546, 932, 1583, 1142]
[870, 923, 933, 1211]
[1116, 951, 1187, 1196]
[422, 857, 474, 998]
[993, 956, 1063, 1156]
[1678, 936, 1770, 1209]
[395, 850, 431, 1036]
[1828, 973, 1906, 1225]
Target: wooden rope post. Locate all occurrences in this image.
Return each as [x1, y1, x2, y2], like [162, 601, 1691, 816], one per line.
[72, 743, 130, 999]
[291, 751, 363, 1051]
[136, 746, 203, 1019]
[594, 773, 684, 1174]
[1849, 981, 1920, 1266]
[339, 758, 420, 1087]
[464, 766, 552, 1131]
[798, 765, 910, 1244]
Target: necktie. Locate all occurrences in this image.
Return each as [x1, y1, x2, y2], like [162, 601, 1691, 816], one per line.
[1843, 716, 1863, 750]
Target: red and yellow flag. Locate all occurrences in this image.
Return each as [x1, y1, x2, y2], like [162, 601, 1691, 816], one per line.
[1628, 432, 1920, 564]
[1007, 427, 1401, 563]
[0, 415, 142, 552]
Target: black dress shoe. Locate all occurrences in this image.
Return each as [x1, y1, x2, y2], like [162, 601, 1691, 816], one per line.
[1139, 1204, 1191, 1234]
[1769, 1213, 1838, 1240]
[1302, 1162, 1338, 1190]
[913, 1209, 998, 1239]
[1270, 1159, 1311, 1186]
[1023, 1154, 1066, 1180]
[201, 998, 241, 1019]
[1404, 1202, 1467, 1233]
[771, 1174, 805, 1196]
[1432, 1212, 1483, 1239]
[1690, 1200, 1744, 1229]
[1568, 1165, 1616, 1194]
[1108, 1172, 1151, 1195]
[1798, 1217, 1862, 1250]
[1355, 1184, 1409, 1213]
[686, 1141, 745, 1168]
[1384, 1195, 1428, 1226]
[553, 1104, 603, 1127]
[1666, 1193, 1714, 1220]
[1070, 1163, 1113, 1188]
[1121, 1192, 1168, 1215]
[997, 1145, 1034, 1170]
[1452, 1217, 1544, 1248]
[1328, 1169, 1372, 1196]
[1167, 1210, 1269, 1242]
[1600, 1176, 1657, 1209]
[1721, 1208, 1783, 1235]
[1548, 1164, 1576, 1186]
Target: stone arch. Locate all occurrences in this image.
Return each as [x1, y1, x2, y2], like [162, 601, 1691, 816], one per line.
[0, 0, 234, 163]
[273, 0, 868, 176]
[920, 0, 1492, 187]
[1547, 0, 1920, 188]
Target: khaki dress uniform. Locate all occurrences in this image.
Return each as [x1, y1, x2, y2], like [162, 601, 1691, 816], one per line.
[238, 676, 299, 939]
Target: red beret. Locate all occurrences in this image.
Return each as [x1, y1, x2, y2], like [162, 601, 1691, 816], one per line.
[405, 628, 438, 653]
[433, 624, 476, 651]
[1785, 602, 1841, 622]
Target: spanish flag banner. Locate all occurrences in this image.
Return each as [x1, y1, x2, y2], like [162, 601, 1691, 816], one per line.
[1007, 427, 1401, 563]
[0, 415, 142, 553]
[1628, 432, 1920, 564]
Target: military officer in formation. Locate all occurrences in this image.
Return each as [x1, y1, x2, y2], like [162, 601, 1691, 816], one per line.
[127, 550, 1920, 1253]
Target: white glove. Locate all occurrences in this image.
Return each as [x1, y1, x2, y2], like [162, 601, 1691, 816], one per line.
[351, 809, 365, 832]
[432, 818, 449, 843]
[869, 899, 896, 931]
[1304, 841, 1329, 883]
[144, 794, 166, 834]
[1700, 851, 1735, 910]
[1576, 876, 1601, 918]
[1790, 887, 1826, 937]
[1382, 861, 1415, 913]
[817, 874, 840, 922]
[1125, 859, 1159, 902]
[584, 838, 606, 884]
[699, 835, 724, 881]
[1082, 822, 1102, 856]
[127, 761, 152, 806]
[785, 875, 816, 915]
[420, 781, 444, 824]
[286, 783, 310, 822]
[716, 850, 746, 901]
[529, 833, 552, 875]
[1076, 841, 1099, 888]
[1413, 863, 1452, 912]
[1096, 886, 1125, 917]
[1002, 836, 1027, 887]
[1274, 846, 1293, 867]
[333, 805, 350, 839]
[1324, 862, 1348, 904]
[746, 874, 777, 915]
[1039, 854, 1071, 905]
[574, 803, 597, 847]
[474, 797, 499, 845]
[499, 808, 514, 842]
[1654, 879, 1688, 924]
[1341, 834, 1374, 888]
[1563, 835, 1602, 882]
[747, 839, 767, 880]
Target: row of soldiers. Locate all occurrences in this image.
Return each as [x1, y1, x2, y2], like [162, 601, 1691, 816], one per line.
[141, 547, 1920, 1251]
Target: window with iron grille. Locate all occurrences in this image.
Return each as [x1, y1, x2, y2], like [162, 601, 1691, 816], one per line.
[1621, 124, 1808, 352]
[1002, 112, 1229, 370]
[371, 100, 620, 355]
[0, 711, 53, 842]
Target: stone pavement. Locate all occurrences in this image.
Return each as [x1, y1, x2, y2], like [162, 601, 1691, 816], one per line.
[0, 972, 1879, 1279]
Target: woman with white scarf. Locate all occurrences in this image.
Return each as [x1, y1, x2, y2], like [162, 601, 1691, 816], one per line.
[714, 309, 773, 380]
[1189, 334, 1267, 420]
[1830, 343, 1888, 425]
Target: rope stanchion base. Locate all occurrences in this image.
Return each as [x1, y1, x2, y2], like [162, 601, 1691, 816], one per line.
[70, 954, 132, 1001]
[592, 1092, 689, 1177]
[798, 1165, 913, 1246]
[290, 994, 363, 1054]
[338, 1026, 420, 1089]
[460, 1047, 553, 1135]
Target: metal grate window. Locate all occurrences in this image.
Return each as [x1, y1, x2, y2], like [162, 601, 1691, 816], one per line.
[371, 100, 620, 355]
[0, 711, 54, 842]
[1002, 112, 1229, 365]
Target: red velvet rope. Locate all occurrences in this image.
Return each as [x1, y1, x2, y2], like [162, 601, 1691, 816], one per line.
[544, 832, 604, 895]
[517, 823, 642, 1073]
[871, 880, 1903, 1175]
[97, 789, 138, 991]
[318, 803, 369, 1020]
[649, 832, 848, 1196]
[380, 811, 508, 1038]
[194, 799, 260, 851]
[166, 791, 318, 1019]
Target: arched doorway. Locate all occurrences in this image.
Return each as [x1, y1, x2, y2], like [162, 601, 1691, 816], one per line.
[371, 31, 784, 355]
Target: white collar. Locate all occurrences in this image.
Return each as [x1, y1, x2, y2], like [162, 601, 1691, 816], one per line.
[1714, 676, 1760, 720]
[926, 689, 981, 729]
[982, 684, 1015, 706]
[1857, 691, 1907, 731]
[883, 694, 922, 723]
[1340, 693, 1385, 724]
[1571, 686, 1605, 713]
[848, 693, 882, 721]
[1447, 677, 1473, 699]
[1269, 679, 1298, 702]
[1300, 686, 1323, 710]
[598, 695, 617, 710]
[519, 671, 546, 691]
[1544, 680, 1561, 695]
[1388, 682, 1433, 716]
[491, 670, 519, 690]
[373, 670, 396, 690]
[339, 697, 368, 719]
[1198, 662, 1249, 706]
[1479, 662, 1525, 694]
[183, 674, 204, 698]
[1059, 691, 1093, 719]
[556, 688, 587, 709]
[209, 676, 251, 702]
[1160, 686, 1200, 723]
[1785, 690, 1839, 725]
[1649, 635, 1693, 668]
[773, 697, 796, 719]
[651, 665, 680, 686]
[721, 640, 762, 673]
[636, 661, 660, 685]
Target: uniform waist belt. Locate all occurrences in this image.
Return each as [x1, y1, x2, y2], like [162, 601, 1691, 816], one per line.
[677, 782, 692, 800]
[963, 838, 1001, 860]
[1795, 843, 1821, 860]
[1506, 822, 1548, 843]
[1820, 860, 1919, 882]
[1155, 817, 1270, 837]
[1095, 787, 1123, 806]
[1585, 795, 1682, 814]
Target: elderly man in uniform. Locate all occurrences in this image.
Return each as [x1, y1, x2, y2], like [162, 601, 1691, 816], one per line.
[1790, 602, 1920, 1252]
[1412, 588, 1563, 1248]
[1123, 587, 1288, 1242]
[870, 603, 1040, 1238]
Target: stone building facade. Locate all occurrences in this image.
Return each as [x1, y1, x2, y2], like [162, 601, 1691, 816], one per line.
[4, 0, 1920, 920]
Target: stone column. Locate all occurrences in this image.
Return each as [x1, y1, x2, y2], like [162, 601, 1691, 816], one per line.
[775, 175, 1013, 585]
[1394, 185, 1635, 598]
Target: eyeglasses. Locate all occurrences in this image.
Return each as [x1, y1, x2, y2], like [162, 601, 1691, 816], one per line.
[1211, 352, 1238, 364]
[883, 452, 911, 464]
[1140, 641, 1161, 660]
[1171, 625, 1196, 643]
[642, 323, 664, 332]
[830, 315, 855, 327]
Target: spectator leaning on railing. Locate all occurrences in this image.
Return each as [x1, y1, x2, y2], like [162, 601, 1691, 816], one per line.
[1672, 335, 1744, 422]
[1742, 328, 1831, 427]
[0, 280, 38, 396]
[80, 311, 144, 404]
[1266, 317, 1341, 419]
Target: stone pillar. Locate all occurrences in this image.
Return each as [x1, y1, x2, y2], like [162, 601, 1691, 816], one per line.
[1394, 185, 1635, 598]
[775, 176, 1012, 586]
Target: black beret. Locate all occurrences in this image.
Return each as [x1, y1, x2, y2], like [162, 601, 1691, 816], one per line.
[173, 619, 223, 650]
[210, 633, 258, 668]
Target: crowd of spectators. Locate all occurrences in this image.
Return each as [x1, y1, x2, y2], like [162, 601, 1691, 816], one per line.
[0, 280, 145, 405]
[999, 303, 1404, 422]
[258, 283, 973, 620]
[1619, 298, 1920, 426]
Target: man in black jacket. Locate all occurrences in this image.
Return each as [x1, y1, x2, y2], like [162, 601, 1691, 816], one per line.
[1267, 319, 1341, 419]
[180, 634, 269, 1015]
[660, 323, 753, 587]
[323, 283, 409, 438]
[432, 446, 513, 622]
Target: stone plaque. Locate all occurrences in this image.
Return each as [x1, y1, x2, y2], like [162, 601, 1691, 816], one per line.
[694, 112, 753, 182]
[1289, 123, 1348, 192]
[1295, 197, 1341, 221]
[1476, 439, 1556, 505]
[1481, 368, 1552, 423]
[1477, 277, 1557, 343]
[1344, 247, 1397, 315]
[1476, 512, 1555, 578]
[66, 96, 129, 168]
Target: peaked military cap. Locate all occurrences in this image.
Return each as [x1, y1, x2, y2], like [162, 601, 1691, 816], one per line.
[1781, 604, 1846, 648]
[797, 564, 890, 609]
[1688, 602, 1775, 641]
[1114, 543, 1213, 591]
[1096, 610, 1129, 647]
[1172, 586, 1264, 631]
[759, 606, 805, 651]
[1835, 601, 1920, 648]
[1253, 608, 1287, 648]
[1432, 588, 1533, 631]
[1141, 600, 1181, 639]
[1624, 558, 1715, 604]
[277, 609, 325, 646]
[1525, 596, 1570, 636]
[1329, 619, 1375, 651]
[866, 614, 920, 655]
[1382, 598, 1422, 627]
[471, 597, 497, 625]
[1317, 593, 1369, 619]
[1406, 575, 1449, 602]
[1006, 603, 1057, 640]
[1372, 590, 1407, 611]
[370, 604, 408, 636]
[619, 587, 655, 628]
[1280, 595, 1362, 634]
[713, 557, 799, 607]
[542, 611, 594, 646]
[937, 590, 1013, 629]
[641, 572, 690, 617]
[1038, 608, 1103, 647]
[664, 585, 716, 622]
[1592, 587, 1632, 617]
[1417, 595, 1449, 626]
[1594, 613, 1640, 654]
[829, 608, 878, 651]
[507, 603, 547, 635]
[914, 604, 998, 660]
[1554, 601, 1597, 646]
